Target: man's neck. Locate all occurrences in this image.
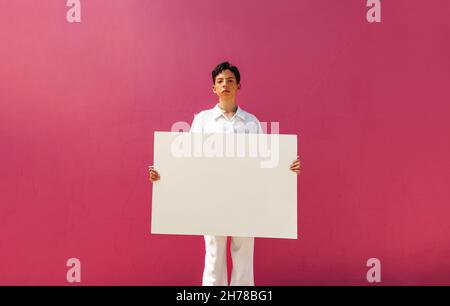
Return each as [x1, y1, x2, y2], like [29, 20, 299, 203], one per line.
[218, 99, 237, 113]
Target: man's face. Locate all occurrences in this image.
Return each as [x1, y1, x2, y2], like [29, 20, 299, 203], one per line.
[212, 69, 240, 99]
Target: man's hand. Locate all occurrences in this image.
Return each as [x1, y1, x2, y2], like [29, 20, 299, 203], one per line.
[148, 165, 161, 182]
[290, 156, 301, 175]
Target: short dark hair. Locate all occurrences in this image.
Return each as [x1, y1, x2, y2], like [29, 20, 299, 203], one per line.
[212, 61, 241, 84]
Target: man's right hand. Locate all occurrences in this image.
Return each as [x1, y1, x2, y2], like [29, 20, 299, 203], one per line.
[148, 165, 161, 182]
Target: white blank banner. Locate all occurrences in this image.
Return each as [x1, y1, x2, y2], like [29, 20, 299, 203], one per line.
[151, 131, 298, 239]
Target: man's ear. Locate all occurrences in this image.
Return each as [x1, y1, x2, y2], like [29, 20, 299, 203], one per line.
[212, 84, 216, 93]
[238, 84, 241, 90]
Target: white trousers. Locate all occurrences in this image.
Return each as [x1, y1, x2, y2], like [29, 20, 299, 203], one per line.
[202, 235, 254, 286]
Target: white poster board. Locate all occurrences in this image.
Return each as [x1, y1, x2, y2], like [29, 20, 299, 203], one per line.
[151, 131, 298, 239]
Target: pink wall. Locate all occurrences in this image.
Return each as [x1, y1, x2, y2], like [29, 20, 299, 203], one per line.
[1, 0, 450, 285]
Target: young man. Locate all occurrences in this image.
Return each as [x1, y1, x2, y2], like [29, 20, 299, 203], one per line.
[149, 62, 301, 286]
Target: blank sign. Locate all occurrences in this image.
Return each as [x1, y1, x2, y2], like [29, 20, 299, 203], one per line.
[151, 131, 298, 239]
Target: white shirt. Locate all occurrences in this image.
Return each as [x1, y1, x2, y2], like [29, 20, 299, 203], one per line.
[190, 103, 263, 134]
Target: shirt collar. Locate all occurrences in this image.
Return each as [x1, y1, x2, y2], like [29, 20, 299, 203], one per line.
[213, 103, 246, 121]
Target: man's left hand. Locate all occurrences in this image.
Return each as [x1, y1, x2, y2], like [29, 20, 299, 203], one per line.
[290, 156, 301, 175]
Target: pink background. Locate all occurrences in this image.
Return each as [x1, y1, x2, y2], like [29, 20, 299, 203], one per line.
[1, 0, 450, 285]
